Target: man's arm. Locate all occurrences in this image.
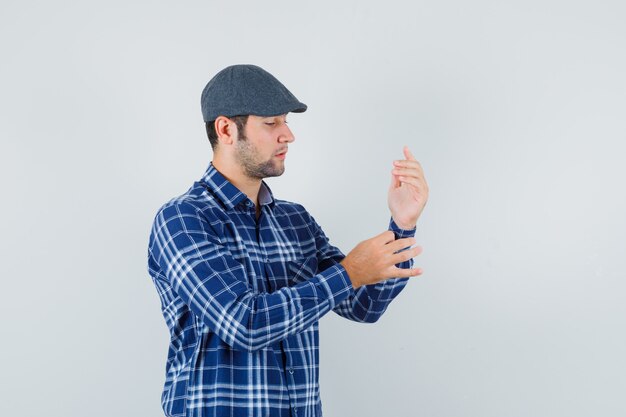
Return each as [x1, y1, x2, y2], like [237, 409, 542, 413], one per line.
[148, 201, 354, 352]
[305, 210, 417, 323]
[334, 217, 416, 322]
[331, 145, 428, 322]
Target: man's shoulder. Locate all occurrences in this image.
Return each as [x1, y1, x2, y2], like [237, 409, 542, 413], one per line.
[273, 198, 310, 217]
[151, 182, 222, 222]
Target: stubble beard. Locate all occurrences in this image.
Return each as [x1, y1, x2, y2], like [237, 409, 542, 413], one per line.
[235, 133, 285, 180]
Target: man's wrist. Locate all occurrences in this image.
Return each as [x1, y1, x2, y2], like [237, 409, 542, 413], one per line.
[395, 220, 416, 230]
[390, 214, 416, 230]
[339, 260, 360, 289]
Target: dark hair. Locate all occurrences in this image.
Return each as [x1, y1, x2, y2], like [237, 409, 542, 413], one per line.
[205, 115, 249, 150]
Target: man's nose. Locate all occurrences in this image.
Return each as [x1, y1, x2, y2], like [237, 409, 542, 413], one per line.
[279, 125, 295, 143]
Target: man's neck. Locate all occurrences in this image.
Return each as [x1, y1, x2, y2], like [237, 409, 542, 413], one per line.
[212, 159, 261, 207]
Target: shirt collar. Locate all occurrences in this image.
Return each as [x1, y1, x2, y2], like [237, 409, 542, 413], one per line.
[199, 162, 275, 210]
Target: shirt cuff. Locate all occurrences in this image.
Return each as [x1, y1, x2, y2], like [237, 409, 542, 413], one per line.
[389, 217, 416, 239]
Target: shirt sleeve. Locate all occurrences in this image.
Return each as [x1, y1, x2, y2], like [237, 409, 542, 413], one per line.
[148, 201, 354, 352]
[306, 211, 416, 323]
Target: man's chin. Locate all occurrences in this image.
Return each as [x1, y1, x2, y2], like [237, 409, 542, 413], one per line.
[266, 168, 285, 178]
[265, 161, 286, 177]
[248, 166, 285, 180]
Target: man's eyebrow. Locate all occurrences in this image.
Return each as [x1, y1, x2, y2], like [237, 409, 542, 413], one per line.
[266, 114, 288, 120]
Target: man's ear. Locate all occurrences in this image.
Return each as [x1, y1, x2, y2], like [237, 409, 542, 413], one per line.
[214, 116, 236, 145]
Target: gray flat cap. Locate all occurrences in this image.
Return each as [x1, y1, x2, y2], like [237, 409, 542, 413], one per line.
[201, 64, 307, 122]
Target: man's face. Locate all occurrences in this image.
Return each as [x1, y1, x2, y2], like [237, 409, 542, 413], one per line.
[234, 114, 294, 179]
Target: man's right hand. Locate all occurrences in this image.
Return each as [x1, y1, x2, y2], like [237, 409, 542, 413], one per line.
[339, 231, 423, 290]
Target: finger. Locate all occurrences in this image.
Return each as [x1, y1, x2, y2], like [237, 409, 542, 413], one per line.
[387, 237, 417, 252]
[397, 176, 424, 189]
[392, 245, 422, 263]
[391, 167, 422, 179]
[393, 163, 424, 180]
[375, 230, 396, 244]
[393, 162, 424, 180]
[403, 146, 417, 161]
[389, 265, 423, 278]
[393, 159, 423, 171]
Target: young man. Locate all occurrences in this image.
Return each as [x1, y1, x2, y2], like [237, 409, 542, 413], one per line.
[147, 64, 429, 417]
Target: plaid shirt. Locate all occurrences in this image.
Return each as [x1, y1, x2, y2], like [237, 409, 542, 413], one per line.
[147, 162, 415, 417]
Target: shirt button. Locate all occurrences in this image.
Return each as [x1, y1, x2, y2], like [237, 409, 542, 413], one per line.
[288, 368, 294, 374]
[265, 257, 270, 263]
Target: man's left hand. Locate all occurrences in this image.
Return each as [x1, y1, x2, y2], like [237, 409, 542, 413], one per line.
[388, 146, 429, 230]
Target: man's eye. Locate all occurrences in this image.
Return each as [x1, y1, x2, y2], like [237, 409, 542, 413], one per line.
[265, 122, 276, 126]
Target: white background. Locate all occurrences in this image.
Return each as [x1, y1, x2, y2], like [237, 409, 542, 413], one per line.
[1, 1, 625, 416]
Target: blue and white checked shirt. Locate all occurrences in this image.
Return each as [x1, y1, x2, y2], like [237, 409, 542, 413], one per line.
[147, 162, 415, 417]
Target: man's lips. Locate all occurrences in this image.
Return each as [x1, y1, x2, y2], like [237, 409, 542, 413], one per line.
[275, 150, 288, 159]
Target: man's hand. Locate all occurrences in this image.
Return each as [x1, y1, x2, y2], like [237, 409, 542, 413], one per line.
[340, 231, 423, 289]
[388, 146, 429, 229]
